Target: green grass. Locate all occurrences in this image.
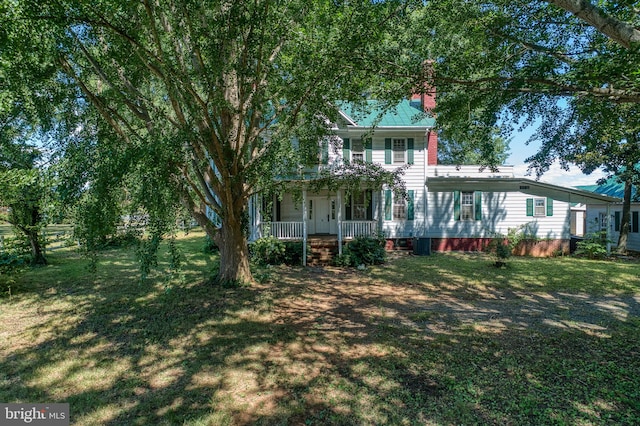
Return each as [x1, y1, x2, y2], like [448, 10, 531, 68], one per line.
[1, 233, 639, 425]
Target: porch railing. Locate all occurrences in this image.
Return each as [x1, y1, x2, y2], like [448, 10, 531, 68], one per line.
[260, 221, 304, 240]
[341, 220, 377, 239]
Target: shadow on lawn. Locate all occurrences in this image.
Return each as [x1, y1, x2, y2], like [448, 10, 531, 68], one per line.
[2, 248, 640, 425]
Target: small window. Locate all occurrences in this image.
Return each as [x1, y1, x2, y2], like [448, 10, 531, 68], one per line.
[393, 196, 406, 220]
[393, 139, 405, 164]
[461, 192, 474, 220]
[534, 198, 546, 217]
[351, 139, 364, 162]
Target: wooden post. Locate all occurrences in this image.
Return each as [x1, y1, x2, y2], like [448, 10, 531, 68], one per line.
[337, 190, 343, 255]
[302, 189, 307, 266]
[378, 190, 384, 233]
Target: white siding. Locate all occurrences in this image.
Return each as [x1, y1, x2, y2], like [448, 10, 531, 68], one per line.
[586, 203, 640, 251]
[426, 191, 571, 239]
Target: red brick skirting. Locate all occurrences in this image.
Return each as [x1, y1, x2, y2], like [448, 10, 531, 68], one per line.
[511, 239, 569, 257]
[429, 238, 570, 257]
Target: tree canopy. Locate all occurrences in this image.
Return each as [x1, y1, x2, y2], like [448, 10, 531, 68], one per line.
[414, 0, 640, 170]
[3, 0, 421, 283]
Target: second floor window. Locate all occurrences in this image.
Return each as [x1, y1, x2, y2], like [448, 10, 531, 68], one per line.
[352, 139, 364, 162]
[393, 139, 405, 164]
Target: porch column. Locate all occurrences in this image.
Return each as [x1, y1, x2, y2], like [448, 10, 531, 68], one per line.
[378, 190, 384, 233]
[302, 189, 308, 266]
[606, 203, 611, 255]
[254, 195, 262, 240]
[337, 190, 343, 255]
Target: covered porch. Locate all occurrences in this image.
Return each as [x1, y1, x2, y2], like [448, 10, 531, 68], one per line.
[249, 188, 381, 265]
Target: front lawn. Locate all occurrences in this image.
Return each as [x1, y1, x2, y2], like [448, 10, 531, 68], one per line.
[1, 230, 639, 425]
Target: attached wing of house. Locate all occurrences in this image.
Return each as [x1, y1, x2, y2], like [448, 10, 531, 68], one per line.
[577, 178, 640, 252]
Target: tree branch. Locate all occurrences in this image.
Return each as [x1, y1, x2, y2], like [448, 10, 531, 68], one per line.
[547, 0, 640, 48]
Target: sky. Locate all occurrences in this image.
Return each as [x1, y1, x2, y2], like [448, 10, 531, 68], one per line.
[504, 125, 606, 188]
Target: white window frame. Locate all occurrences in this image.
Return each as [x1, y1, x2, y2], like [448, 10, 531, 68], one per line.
[351, 139, 364, 162]
[460, 191, 474, 221]
[534, 198, 546, 217]
[392, 138, 406, 164]
[393, 194, 406, 220]
[352, 192, 367, 220]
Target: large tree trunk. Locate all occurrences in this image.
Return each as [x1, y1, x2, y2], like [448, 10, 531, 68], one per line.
[616, 179, 632, 254]
[26, 229, 47, 266]
[215, 217, 252, 285]
[181, 185, 253, 285]
[12, 204, 47, 266]
[214, 200, 252, 285]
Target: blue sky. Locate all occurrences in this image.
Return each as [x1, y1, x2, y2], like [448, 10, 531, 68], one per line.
[504, 124, 606, 188]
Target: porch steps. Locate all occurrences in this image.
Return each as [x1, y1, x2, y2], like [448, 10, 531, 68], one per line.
[308, 238, 339, 265]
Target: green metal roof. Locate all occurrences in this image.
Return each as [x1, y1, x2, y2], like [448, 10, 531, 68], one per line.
[338, 99, 436, 128]
[577, 178, 638, 200]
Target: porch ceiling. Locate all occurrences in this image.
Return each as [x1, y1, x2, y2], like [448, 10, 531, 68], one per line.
[426, 177, 620, 204]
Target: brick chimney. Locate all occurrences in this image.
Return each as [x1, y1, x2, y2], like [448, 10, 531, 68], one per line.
[410, 85, 437, 165]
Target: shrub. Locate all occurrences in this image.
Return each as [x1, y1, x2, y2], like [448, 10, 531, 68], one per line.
[486, 237, 511, 267]
[575, 232, 609, 259]
[333, 252, 352, 267]
[283, 241, 308, 265]
[202, 235, 219, 254]
[0, 236, 32, 274]
[249, 237, 309, 266]
[249, 236, 286, 265]
[336, 234, 386, 267]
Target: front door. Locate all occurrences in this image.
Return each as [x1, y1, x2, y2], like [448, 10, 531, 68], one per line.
[314, 198, 330, 234]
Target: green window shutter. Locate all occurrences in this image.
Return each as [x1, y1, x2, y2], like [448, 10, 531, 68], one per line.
[614, 211, 621, 231]
[385, 138, 392, 164]
[526, 198, 533, 216]
[342, 138, 350, 163]
[546, 198, 553, 216]
[345, 196, 352, 220]
[474, 191, 482, 220]
[321, 140, 329, 164]
[632, 211, 639, 233]
[365, 138, 372, 162]
[407, 138, 414, 165]
[453, 191, 461, 221]
[384, 190, 392, 220]
[407, 190, 415, 220]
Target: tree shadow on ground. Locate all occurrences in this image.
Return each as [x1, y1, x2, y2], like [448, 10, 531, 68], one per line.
[1, 248, 640, 425]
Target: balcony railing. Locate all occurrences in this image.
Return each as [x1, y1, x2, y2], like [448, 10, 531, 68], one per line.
[341, 220, 377, 239]
[260, 221, 304, 240]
